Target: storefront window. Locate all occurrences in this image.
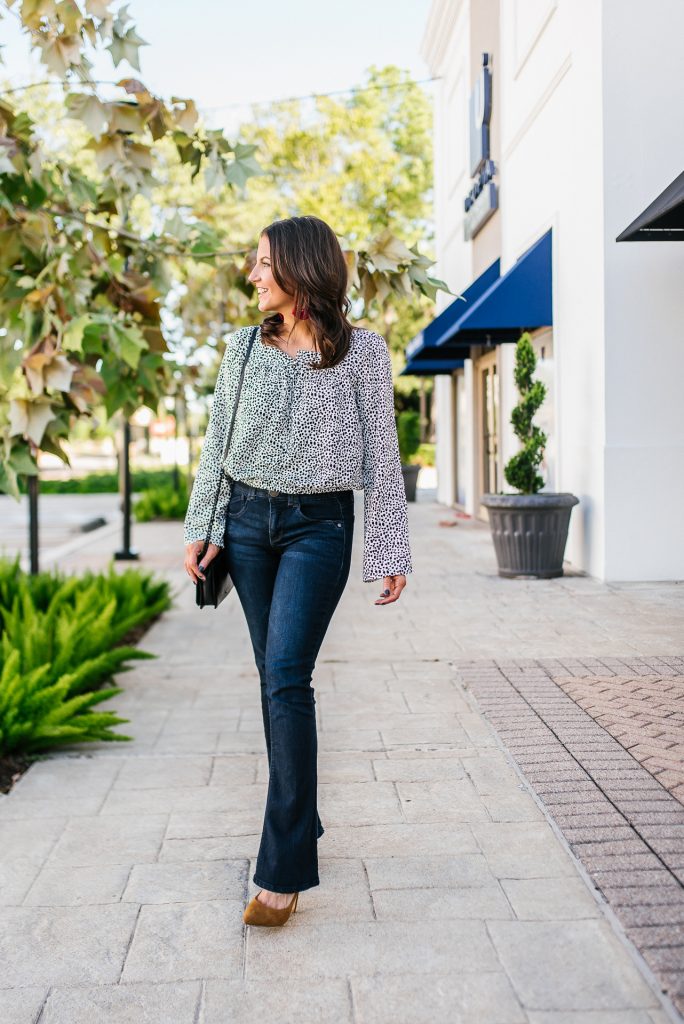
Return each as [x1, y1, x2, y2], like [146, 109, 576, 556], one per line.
[481, 359, 499, 495]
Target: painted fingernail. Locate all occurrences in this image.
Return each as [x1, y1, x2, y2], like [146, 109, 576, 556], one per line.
[198, 565, 206, 572]
[383, 589, 390, 596]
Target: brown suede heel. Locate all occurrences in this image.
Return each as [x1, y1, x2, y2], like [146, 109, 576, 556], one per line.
[243, 890, 299, 926]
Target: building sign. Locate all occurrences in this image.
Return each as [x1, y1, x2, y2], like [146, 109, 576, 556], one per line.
[464, 53, 498, 241]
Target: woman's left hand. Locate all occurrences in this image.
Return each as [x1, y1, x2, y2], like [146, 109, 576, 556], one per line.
[374, 575, 406, 605]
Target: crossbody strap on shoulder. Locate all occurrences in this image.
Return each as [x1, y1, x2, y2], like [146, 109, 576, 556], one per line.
[200, 324, 259, 552]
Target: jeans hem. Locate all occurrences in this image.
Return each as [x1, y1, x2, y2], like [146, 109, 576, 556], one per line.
[253, 872, 320, 893]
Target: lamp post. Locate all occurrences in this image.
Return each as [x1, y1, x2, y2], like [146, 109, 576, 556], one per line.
[114, 209, 139, 562]
[114, 412, 138, 561]
[27, 443, 39, 575]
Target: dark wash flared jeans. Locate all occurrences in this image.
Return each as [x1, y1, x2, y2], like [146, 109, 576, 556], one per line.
[223, 476, 354, 893]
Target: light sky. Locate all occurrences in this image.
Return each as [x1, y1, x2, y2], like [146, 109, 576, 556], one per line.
[1, 0, 435, 133]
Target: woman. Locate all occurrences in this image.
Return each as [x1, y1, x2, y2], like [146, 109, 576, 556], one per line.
[183, 215, 413, 926]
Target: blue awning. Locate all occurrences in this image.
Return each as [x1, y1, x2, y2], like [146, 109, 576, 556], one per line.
[438, 229, 553, 345]
[400, 358, 466, 377]
[404, 259, 500, 363]
[400, 230, 553, 378]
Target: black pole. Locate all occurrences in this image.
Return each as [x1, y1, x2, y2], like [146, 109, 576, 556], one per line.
[114, 211, 138, 561]
[114, 416, 139, 561]
[27, 472, 39, 575]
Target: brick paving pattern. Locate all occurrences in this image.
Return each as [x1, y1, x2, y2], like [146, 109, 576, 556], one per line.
[458, 656, 684, 1019]
[552, 669, 684, 802]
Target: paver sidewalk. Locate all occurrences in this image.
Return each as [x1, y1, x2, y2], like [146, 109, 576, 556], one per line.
[0, 495, 682, 1024]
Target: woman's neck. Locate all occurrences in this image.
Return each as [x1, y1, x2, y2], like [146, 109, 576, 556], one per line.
[277, 314, 317, 348]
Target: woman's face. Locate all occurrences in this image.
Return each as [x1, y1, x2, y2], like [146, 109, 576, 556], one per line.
[248, 233, 292, 314]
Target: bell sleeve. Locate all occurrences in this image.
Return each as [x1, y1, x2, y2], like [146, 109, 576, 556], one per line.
[183, 342, 234, 548]
[354, 330, 414, 583]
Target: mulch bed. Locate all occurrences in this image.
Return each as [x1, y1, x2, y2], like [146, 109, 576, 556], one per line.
[0, 752, 41, 795]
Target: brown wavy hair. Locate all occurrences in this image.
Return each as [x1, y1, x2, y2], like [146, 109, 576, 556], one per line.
[257, 216, 353, 370]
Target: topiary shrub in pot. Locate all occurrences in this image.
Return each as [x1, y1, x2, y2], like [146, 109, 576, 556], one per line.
[397, 409, 422, 501]
[481, 333, 579, 578]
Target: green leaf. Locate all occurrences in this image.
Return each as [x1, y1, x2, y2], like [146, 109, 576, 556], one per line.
[39, 432, 71, 465]
[107, 101, 146, 134]
[0, 462, 20, 501]
[119, 332, 143, 368]
[65, 92, 108, 138]
[109, 321, 147, 369]
[106, 25, 147, 70]
[35, 33, 82, 76]
[222, 145, 264, 190]
[8, 444, 39, 477]
[62, 314, 91, 353]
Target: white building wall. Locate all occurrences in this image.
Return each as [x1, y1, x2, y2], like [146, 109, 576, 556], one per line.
[422, 0, 472, 508]
[434, 375, 456, 505]
[422, 0, 682, 580]
[601, 0, 684, 580]
[498, 0, 607, 577]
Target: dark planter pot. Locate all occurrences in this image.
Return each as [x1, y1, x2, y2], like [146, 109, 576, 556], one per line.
[401, 463, 421, 502]
[481, 492, 580, 578]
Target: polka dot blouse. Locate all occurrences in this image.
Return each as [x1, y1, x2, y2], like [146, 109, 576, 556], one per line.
[183, 324, 413, 583]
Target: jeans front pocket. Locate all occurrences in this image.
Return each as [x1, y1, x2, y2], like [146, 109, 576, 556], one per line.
[295, 494, 343, 525]
[227, 489, 251, 520]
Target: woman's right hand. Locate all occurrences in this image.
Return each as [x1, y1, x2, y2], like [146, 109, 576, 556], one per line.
[184, 540, 222, 584]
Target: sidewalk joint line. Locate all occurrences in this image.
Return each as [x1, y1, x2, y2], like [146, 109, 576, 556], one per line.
[116, 903, 142, 985]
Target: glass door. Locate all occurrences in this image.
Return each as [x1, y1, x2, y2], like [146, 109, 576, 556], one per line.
[477, 351, 499, 513]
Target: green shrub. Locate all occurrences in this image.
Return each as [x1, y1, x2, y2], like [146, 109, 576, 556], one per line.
[414, 442, 435, 467]
[504, 333, 548, 494]
[0, 651, 129, 756]
[19, 469, 177, 494]
[0, 558, 172, 756]
[397, 409, 421, 465]
[133, 485, 189, 521]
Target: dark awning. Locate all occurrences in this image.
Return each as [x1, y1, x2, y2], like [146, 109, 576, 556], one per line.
[438, 229, 553, 345]
[399, 357, 465, 377]
[616, 171, 684, 241]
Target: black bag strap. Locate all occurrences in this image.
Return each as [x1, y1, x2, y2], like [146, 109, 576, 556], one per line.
[200, 325, 259, 555]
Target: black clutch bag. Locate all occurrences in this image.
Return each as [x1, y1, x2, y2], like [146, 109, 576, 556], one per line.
[195, 325, 259, 609]
[195, 545, 234, 608]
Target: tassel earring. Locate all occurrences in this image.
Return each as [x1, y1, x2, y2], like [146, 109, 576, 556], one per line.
[292, 299, 310, 320]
